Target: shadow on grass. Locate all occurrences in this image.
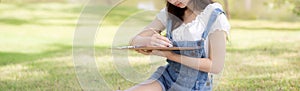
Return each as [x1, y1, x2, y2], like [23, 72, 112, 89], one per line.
[0, 44, 115, 66]
[0, 44, 116, 90]
[0, 18, 31, 25]
[0, 47, 82, 91]
[0, 44, 113, 66]
[0, 44, 72, 66]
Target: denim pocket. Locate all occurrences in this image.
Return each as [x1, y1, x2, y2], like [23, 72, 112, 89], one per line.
[193, 81, 201, 91]
[192, 79, 206, 91]
[198, 79, 212, 91]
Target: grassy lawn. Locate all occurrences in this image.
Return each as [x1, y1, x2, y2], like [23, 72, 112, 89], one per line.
[0, 3, 300, 91]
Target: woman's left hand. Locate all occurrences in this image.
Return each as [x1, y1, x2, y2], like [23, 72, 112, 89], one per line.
[150, 50, 173, 58]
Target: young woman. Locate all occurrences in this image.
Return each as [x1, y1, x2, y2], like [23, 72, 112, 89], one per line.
[127, 0, 230, 91]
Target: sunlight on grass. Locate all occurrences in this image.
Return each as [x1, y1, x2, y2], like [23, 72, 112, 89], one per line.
[0, 64, 48, 81]
[0, 24, 74, 53]
[0, 54, 81, 90]
[95, 54, 167, 89]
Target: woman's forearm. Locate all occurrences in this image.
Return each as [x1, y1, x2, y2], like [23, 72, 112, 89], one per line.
[129, 35, 151, 46]
[129, 18, 166, 46]
[166, 53, 212, 73]
[166, 31, 227, 74]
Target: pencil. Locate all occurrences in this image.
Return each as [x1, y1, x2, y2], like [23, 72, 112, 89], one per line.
[149, 28, 173, 47]
[149, 28, 160, 35]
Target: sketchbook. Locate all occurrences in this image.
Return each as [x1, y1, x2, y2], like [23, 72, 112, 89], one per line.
[113, 46, 200, 51]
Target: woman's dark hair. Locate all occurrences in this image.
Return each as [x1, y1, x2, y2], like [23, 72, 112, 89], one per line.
[167, 0, 214, 30]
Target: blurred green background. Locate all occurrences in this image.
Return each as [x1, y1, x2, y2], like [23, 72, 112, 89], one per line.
[0, 0, 299, 90]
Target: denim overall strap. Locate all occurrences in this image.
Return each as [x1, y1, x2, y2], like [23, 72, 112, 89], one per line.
[201, 8, 225, 40]
[200, 8, 225, 90]
[166, 19, 173, 41]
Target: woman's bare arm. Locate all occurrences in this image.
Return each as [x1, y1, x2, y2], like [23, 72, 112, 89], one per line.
[129, 17, 166, 46]
[166, 30, 227, 74]
[208, 30, 226, 74]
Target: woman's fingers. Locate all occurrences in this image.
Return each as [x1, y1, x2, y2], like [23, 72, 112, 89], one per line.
[150, 41, 164, 47]
[150, 39, 171, 47]
[156, 35, 172, 43]
[136, 49, 152, 55]
[151, 34, 172, 47]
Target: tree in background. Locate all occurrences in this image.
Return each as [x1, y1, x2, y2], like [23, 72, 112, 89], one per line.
[273, 0, 300, 16]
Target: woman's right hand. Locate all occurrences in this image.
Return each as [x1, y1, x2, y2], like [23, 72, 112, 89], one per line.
[135, 33, 172, 55]
[149, 33, 173, 47]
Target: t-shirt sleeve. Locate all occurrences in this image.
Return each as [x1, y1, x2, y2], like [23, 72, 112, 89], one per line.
[156, 8, 168, 27]
[211, 13, 231, 36]
[201, 3, 231, 36]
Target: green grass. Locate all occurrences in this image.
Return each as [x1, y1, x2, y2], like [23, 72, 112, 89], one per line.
[0, 3, 300, 91]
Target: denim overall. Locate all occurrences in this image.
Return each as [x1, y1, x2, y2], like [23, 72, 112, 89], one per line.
[149, 8, 224, 91]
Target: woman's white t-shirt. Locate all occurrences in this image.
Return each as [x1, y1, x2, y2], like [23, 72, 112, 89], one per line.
[156, 3, 231, 57]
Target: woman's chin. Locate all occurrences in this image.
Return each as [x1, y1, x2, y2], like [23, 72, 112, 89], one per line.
[177, 5, 186, 8]
[180, 6, 186, 8]
[174, 4, 186, 8]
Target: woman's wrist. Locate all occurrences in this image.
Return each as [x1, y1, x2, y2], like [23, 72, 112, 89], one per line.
[129, 35, 151, 46]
